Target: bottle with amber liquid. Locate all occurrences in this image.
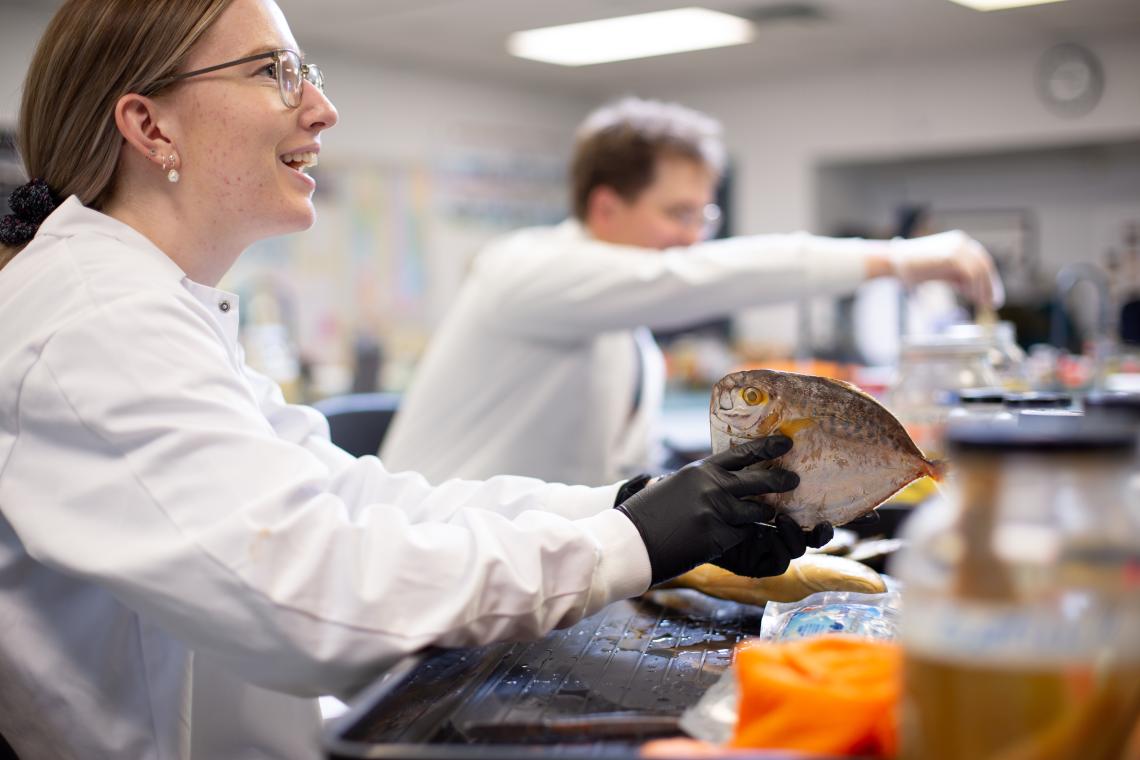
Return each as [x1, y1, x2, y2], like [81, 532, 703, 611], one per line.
[894, 410, 1140, 760]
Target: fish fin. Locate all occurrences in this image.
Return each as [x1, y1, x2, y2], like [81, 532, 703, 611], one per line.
[779, 418, 817, 438]
[925, 459, 950, 482]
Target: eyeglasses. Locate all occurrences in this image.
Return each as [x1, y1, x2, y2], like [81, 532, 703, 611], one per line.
[147, 49, 323, 109]
[664, 202, 723, 238]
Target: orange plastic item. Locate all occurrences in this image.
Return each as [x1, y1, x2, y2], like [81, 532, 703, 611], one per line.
[730, 637, 901, 758]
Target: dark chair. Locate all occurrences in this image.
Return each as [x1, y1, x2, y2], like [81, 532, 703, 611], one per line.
[1120, 296, 1140, 345]
[312, 392, 401, 458]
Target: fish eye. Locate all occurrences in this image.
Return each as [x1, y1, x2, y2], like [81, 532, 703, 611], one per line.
[742, 387, 766, 406]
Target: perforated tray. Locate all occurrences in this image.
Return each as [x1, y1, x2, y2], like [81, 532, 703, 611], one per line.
[323, 589, 771, 759]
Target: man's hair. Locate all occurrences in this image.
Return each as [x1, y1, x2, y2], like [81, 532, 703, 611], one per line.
[570, 97, 726, 222]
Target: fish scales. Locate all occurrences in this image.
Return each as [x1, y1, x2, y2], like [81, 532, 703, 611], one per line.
[710, 369, 940, 529]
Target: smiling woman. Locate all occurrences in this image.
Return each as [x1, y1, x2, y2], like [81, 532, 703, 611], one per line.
[1, 0, 338, 281]
[0, 1, 834, 758]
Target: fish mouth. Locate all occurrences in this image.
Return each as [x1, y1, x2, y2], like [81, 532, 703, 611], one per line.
[714, 409, 767, 433]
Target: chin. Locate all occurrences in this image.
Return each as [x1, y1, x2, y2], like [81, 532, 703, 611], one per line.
[294, 204, 318, 231]
[279, 200, 318, 233]
[251, 208, 316, 243]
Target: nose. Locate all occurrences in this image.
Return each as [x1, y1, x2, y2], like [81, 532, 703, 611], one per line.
[677, 226, 702, 247]
[300, 83, 338, 132]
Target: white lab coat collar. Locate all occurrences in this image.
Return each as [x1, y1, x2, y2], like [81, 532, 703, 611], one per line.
[38, 196, 186, 282]
[556, 217, 589, 241]
[37, 196, 242, 347]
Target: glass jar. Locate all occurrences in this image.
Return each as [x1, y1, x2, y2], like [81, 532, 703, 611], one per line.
[886, 335, 1001, 458]
[893, 411, 1140, 760]
[944, 321, 1030, 391]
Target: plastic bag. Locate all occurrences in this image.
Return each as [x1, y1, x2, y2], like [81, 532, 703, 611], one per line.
[760, 589, 902, 641]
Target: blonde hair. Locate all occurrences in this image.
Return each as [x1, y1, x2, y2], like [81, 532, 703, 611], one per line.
[0, 0, 234, 268]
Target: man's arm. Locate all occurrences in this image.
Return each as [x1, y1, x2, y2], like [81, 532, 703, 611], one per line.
[472, 227, 1000, 342]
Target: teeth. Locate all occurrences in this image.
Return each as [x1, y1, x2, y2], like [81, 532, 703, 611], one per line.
[281, 151, 318, 170]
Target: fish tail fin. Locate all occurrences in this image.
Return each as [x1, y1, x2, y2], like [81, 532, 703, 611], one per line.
[925, 458, 950, 482]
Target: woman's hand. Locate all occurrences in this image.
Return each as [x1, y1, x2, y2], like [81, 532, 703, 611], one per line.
[616, 435, 807, 585]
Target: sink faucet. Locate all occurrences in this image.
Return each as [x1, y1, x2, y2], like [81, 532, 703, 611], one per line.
[1052, 262, 1113, 391]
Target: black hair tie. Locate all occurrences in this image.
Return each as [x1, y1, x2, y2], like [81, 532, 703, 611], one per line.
[0, 179, 60, 247]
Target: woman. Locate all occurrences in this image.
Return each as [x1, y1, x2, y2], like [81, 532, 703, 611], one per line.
[0, 1, 828, 757]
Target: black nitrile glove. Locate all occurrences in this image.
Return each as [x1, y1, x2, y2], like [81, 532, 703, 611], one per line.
[712, 515, 835, 578]
[615, 435, 800, 585]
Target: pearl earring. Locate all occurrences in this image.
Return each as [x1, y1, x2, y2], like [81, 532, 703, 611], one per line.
[162, 153, 180, 184]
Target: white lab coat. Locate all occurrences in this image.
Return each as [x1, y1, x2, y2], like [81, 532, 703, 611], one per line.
[0, 198, 650, 760]
[381, 220, 869, 486]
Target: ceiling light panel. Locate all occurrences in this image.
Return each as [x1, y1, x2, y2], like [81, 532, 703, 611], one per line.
[507, 7, 755, 67]
[944, 0, 1066, 10]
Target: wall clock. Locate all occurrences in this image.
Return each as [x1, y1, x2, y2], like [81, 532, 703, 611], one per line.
[1036, 43, 1104, 117]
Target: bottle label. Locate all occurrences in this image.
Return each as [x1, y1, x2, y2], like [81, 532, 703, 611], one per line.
[903, 596, 1140, 666]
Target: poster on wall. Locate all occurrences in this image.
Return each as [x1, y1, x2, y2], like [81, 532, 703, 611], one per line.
[223, 150, 568, 400]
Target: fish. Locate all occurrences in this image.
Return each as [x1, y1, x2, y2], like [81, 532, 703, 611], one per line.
[663, 554, 887, 605]
[710, 369, 944, 528]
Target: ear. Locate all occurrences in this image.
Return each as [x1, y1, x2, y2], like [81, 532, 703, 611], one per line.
[114, 93, 178, 171]
[585, 185, 623, 225]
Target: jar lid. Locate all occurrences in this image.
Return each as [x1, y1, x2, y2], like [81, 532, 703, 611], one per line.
[901, 334, 991, 355]
[1083, 391, 1140, 423]
[943, 321, 1017, 344]
[1003, 391, 1073, 408]
[946, 409, 1136, 450]
[955, 387, 1006, 404]
[1084, 390, 1140, 409]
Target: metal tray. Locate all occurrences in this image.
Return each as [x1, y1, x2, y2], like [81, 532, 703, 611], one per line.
[323, 589, 780, 759]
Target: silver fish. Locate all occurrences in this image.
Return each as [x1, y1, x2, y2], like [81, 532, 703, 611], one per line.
[710, 369, 943, 528]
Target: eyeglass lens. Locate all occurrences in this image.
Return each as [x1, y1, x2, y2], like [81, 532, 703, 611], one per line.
[277, 51, 324, 108]
[277, 51, 302, 107]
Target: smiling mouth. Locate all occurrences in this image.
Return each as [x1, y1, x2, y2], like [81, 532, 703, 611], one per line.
[281, 151, 318, 173]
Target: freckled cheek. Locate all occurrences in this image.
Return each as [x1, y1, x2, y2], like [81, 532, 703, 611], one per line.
[186, 95, 296, 220]
[194, 111, 275, 206]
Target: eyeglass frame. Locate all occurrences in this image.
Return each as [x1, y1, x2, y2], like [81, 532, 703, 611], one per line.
[662, 202, 723, 239]
[144, 49, 323, 109]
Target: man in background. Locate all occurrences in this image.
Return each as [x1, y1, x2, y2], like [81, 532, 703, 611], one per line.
[380, 97, 1002, 485]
